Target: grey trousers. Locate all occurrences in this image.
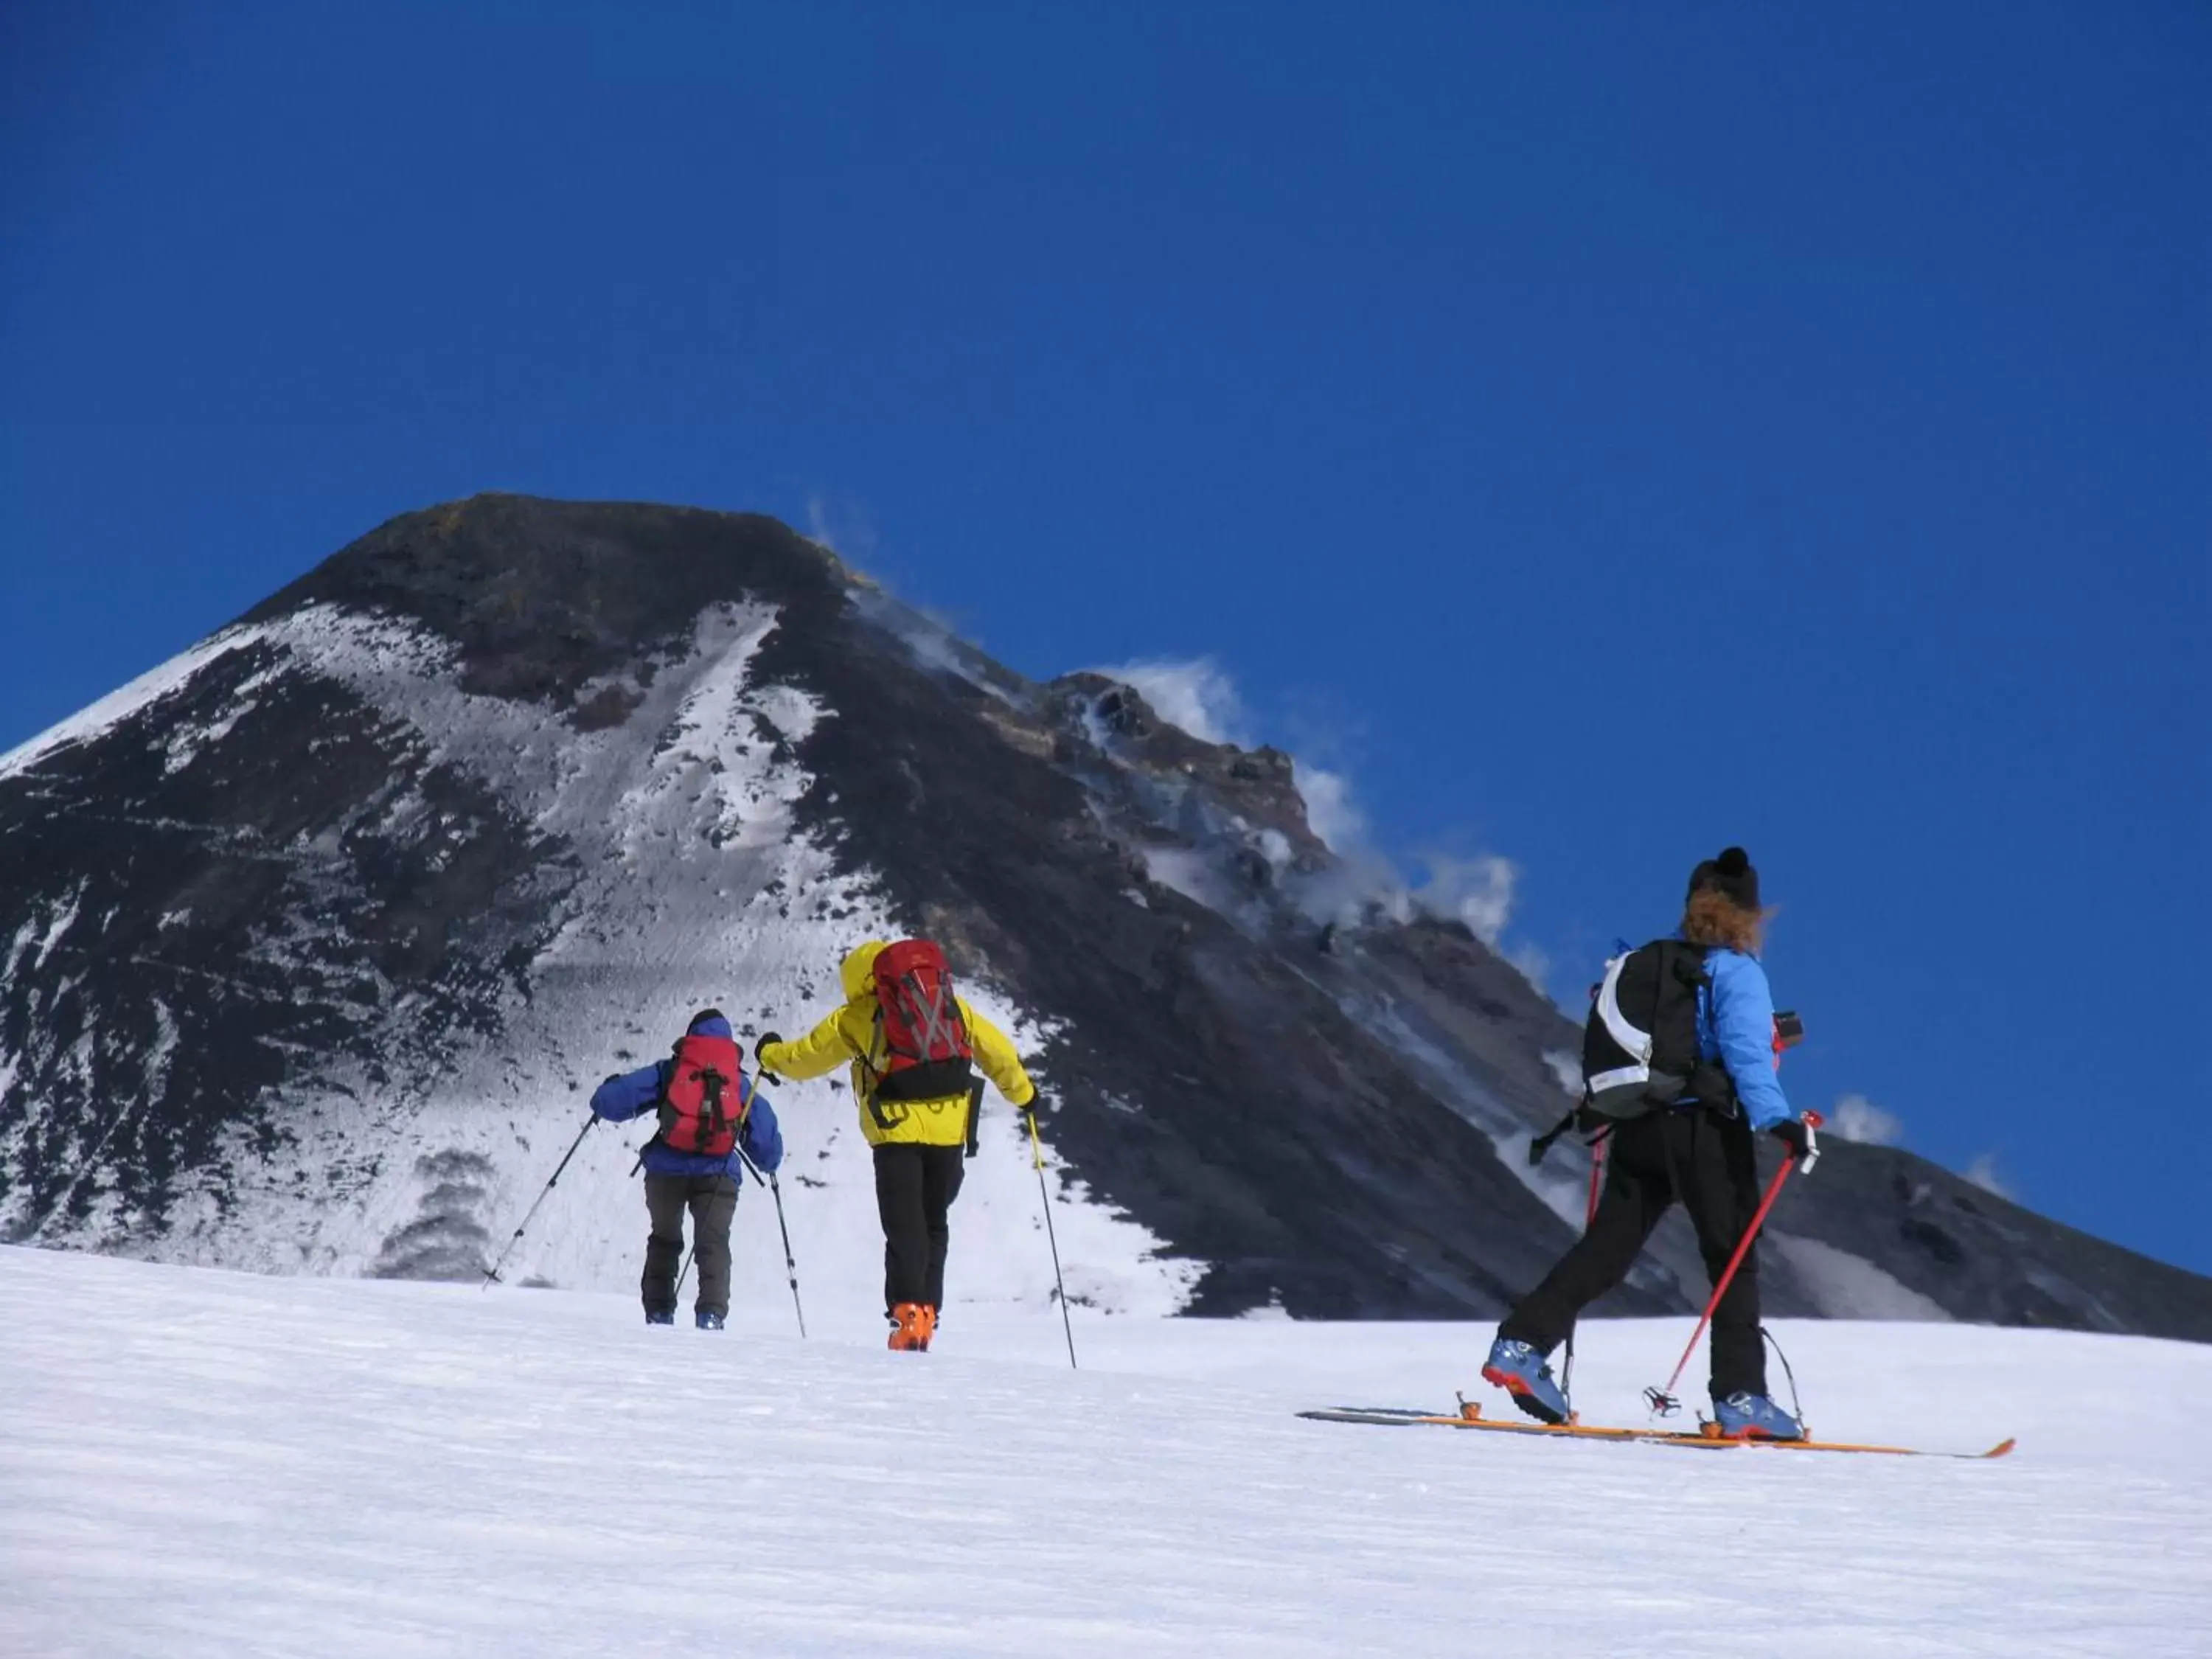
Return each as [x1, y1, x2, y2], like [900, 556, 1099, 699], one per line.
[643, 1172, 739, 1318]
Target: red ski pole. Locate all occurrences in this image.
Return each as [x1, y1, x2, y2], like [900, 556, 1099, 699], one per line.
[1645, 1110, 1821, 1416]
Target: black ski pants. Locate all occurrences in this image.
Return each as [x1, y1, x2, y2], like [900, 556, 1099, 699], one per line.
[873, 1142, 965, 1314]
[1499, 1106, 1770, 1399]
[643, 1172, 739, 1319]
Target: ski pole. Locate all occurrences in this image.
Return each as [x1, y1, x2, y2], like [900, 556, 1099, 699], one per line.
[1560, 1127, 1611, 1408]
[1585, 1133, 1610, 1226]
[1645, 1110, 1823, 1414]
[1026, 1107, 1078, 1370]
[766, 1172, 807, 1338]
[728, 1146, 806, 1337]
[676, 1242, 697, 1298]
[482, 1113, 598, 1287]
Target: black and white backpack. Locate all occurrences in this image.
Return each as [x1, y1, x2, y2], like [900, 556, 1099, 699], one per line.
[1528, 939, 1784, 1166]
[1580, 938, 1722, 1119]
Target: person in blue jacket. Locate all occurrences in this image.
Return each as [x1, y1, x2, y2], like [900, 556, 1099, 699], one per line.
[591, 1009, 783, 1329]
[1483, 848, 1815, 1439]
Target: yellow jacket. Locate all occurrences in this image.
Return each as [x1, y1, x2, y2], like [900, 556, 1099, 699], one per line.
[759, 941, 1037, 1148]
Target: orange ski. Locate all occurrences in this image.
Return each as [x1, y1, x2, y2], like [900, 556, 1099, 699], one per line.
[1298, 1402, 2015, 1461]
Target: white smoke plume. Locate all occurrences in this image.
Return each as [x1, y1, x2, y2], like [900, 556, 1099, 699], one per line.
[1964, 1153, 2015, 1200]
[1407, 852, 1518, 947]
[1088, 655, 1526, 952]
[1828, 1093, 1905, 1147]
[1094, 656, 1249, 747]
[1291, 761, 1366, 851]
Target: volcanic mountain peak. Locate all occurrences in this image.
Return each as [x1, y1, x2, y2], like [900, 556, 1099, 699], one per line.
[4, 495, 2209, 1338]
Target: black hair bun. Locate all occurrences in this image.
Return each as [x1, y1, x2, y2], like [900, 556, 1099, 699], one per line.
[1716, 846, 1750, 874]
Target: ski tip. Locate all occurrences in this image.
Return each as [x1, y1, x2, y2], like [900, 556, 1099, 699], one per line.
[1984, 1437, 2018, 1459]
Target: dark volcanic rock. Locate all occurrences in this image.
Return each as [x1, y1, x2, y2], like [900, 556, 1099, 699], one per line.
[4, 494, 2208, 1340]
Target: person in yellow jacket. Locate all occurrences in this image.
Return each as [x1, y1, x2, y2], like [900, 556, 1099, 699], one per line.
[755, 939, 1038, 1352]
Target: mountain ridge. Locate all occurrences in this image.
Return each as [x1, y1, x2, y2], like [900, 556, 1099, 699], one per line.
[4, 493, 2208, 1338]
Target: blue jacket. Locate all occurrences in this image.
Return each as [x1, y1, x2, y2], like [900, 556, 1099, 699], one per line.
[1691, 946, 1796, 1131]
[591, 1015, 785, 1180]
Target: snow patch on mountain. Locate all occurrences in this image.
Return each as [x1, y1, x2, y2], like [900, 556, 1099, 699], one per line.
[262, 602, 573, 804]
[44, 998, 182, 1242]
[163, 662, 283, 775]
[0, 624, 274, 780]
[26, 883, 86, 975]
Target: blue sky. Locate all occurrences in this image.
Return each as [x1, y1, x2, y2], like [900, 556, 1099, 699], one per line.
[4, 2, 2206, 1273]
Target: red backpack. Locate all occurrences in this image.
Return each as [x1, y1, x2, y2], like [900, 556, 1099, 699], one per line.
[871, 939, 976, 1105]
[658, 1032, 747, 1157]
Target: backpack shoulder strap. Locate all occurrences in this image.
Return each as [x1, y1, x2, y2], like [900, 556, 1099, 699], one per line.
[651, 1043, 685, 1119]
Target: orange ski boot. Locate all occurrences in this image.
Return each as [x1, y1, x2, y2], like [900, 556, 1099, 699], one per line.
[914, 1304, 939, 1352]
[888, 1301, 931, 1352]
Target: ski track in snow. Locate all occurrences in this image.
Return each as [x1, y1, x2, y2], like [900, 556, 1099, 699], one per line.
[7, 602, 1195, 1318]
[1, 1247, 2208, 1658]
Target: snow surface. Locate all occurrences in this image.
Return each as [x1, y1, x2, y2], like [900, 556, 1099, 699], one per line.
[4, 1246, 2208, 1658]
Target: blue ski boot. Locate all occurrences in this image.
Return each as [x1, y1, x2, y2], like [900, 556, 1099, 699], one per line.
[645, 1309, 675, 1326]
[696, 1311, 725, 1331]
[1713, 1391, 1804, 1441]
[1481, 1337, 1569, 1425]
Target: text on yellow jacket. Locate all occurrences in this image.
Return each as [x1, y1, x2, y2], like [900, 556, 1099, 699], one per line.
[758, 940, 1037, 1148]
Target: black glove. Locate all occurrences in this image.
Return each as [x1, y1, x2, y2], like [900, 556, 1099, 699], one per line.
[1768, 1119, 1814, 1161]
[753, 1033, 785, 1082]
[1528, 1104, 1610, 1166]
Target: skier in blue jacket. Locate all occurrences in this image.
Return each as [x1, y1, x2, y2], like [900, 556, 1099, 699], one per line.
[591, 1009, 783, 1329]
[1483, 848, 1814, 1439]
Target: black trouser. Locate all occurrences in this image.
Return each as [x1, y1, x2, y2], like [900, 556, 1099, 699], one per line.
[873, 1143, 965, 1314]
[1499, 1107, 1768, 1399]
[643, 1172, 739, 1318]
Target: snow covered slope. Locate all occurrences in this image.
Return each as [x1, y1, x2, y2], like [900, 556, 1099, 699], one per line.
[4, 493, 2210, 1335]
[3, 1245, 2208, 1658]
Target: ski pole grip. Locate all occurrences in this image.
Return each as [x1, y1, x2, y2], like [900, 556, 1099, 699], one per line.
[1801, 1109, 1823, 1175]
